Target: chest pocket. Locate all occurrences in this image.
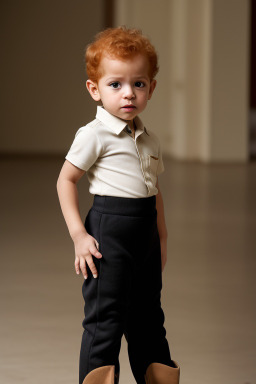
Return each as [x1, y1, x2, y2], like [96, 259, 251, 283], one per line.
[146, 154, 159, 185]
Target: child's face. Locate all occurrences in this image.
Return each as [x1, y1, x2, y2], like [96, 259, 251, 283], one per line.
[86, 54, 156, 122]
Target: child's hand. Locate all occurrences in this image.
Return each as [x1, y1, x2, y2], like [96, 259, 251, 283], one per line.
[74, 233, 102, 279]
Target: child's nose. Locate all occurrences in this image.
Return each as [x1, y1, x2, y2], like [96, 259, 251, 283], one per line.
[123, 85, 135, 99]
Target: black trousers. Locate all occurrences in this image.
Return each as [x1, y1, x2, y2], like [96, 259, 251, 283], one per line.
[79, 194, 172, 384]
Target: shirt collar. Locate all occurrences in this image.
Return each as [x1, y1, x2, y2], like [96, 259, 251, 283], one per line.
[96, 106, 150, 136]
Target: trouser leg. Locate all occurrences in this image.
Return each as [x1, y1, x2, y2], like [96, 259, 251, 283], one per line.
[79, 208, 135, 384]
[79, 197, 174, 384]
[124, 220, 172, 384]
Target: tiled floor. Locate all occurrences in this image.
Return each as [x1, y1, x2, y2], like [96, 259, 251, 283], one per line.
[1, 156, 255, 384]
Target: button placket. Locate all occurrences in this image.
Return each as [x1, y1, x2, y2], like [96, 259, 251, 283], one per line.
[134, 139, 150, 193]
[124, 127, 151, 194]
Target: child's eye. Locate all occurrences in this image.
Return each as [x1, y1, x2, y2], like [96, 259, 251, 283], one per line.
[135, 81, 145, 88]
[110, 82, 121, 89]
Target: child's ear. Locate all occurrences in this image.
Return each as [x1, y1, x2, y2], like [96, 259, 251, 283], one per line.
[148, 80, 157, 100]
[86, 79, 101, 101]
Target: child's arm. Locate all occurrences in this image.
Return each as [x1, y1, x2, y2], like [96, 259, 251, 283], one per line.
[156, 178, 168, 271]
[56, 160, 102, 279]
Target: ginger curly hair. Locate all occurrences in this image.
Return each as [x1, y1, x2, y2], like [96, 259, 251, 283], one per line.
[85, 26, 159, 83]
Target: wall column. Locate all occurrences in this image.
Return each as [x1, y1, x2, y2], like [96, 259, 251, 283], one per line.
[114, 0, 250, 163]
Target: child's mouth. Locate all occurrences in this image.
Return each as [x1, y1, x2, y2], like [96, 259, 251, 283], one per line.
[122, 105, 136, 111]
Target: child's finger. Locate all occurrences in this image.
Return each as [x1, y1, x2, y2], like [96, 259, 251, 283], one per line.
[86, 255, 98, 278]
[80, 258, 88, 279]
[74, 257, 80, 275]
[90, 244, 103, 259]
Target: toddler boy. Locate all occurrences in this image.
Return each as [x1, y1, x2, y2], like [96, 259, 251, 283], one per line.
[57, 26, 180, 384]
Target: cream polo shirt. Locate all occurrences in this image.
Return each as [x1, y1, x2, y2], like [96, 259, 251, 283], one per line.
[65, 106, 165, 198]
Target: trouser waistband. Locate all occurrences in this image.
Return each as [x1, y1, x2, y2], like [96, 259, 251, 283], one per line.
[92, 194, 157, 217]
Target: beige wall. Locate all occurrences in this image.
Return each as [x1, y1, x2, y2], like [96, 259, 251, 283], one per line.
[1, 0, 250, 162]
[0, 0, 104, 154]
[209, 0, 250, 161]
[114, 0, 250, 163]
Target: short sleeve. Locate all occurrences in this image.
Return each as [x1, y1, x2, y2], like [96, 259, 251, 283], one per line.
[157, 141, 165, 176]
[65, 125, 103, 171]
